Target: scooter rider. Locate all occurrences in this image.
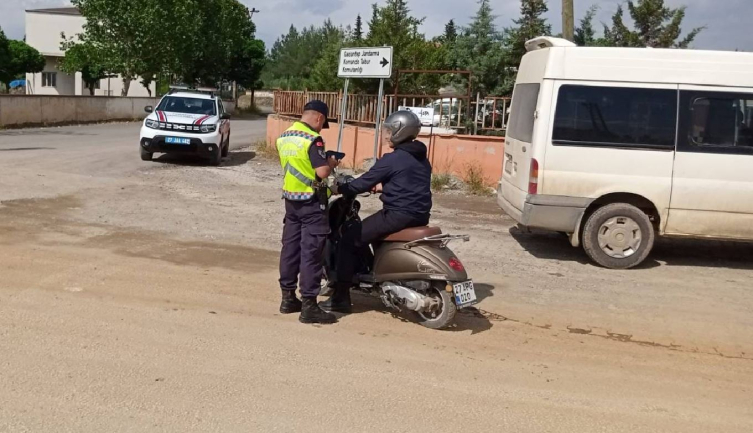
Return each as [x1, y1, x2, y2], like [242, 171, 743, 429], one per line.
[324, 110, 432, 314]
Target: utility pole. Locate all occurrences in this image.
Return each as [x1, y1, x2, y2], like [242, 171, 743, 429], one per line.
[562, 0, 575, 42]
[238, 7, 261, 103]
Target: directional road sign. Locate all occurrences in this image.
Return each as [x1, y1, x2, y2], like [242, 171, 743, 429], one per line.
[338, 47, 393, 79]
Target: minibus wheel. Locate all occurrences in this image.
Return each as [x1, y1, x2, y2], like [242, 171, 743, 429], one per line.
[582, 203, 655, 269]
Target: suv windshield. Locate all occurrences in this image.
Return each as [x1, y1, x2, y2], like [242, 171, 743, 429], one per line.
[157, 96, 216, 116]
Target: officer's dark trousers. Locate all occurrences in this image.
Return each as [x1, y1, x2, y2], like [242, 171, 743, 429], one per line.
[335, 209, 429, 287]
[279, 199, 330, 298]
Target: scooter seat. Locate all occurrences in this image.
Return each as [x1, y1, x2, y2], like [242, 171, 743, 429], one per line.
[382, 226, 442, 242]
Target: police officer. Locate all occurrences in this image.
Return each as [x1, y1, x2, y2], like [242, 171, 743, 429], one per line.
[323, 110, 432, 314]
[277, 100, 340, 324]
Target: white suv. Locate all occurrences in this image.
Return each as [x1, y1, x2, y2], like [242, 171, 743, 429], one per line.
[140, 88, 231, 166]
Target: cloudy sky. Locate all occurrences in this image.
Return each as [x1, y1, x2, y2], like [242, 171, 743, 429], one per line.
[2, 0, 751, 51]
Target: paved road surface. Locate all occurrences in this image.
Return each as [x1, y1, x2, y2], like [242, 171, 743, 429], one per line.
[0, 121, 751, 432]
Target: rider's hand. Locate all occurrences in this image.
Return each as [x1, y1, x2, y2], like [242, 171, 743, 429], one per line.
[329, 181, 340, 195]
[371, 183, 383, 194]
[327, 155, 340, 169]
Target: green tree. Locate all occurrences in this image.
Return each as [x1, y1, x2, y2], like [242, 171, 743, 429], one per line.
[0, 39, 46, 90]
[71, 0, 159, 95]
[574, 5, 599, 46]
[505, 0, 552, 69]
[59, 40, 108, 95]
[228, 38, 266, 100]
[71, 0, 264, 94]
[364, 0, 439, 94]
[603, 0, 703, 48]
[451, 0, 506, 96]
[309, 24, 348, 91]
[0, 29, 11, 91]
[443, 19, 458, 43]
[263, 24, 335, 90]
[368, 4, 379, 38]
[354, 15, 364, 41]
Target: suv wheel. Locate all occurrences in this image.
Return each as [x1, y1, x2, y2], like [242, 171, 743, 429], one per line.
[208, 145, 221, 166]
[140, 147, 153, 161]
[582, 203, 655, 269]
[221, 136, 230, 158]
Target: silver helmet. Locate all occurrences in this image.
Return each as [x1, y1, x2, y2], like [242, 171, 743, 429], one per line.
[382, 110, 421, 145]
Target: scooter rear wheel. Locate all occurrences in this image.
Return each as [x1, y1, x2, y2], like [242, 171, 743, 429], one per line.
[414, 283, 456, 330]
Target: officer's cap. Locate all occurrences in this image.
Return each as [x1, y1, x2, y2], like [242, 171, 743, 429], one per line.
[303, 100, 330, 129]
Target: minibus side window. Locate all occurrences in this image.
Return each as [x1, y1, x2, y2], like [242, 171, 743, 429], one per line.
[552, 85, 678, 150]
[508, 83, 540, 143]
[690, 96, 753, 148]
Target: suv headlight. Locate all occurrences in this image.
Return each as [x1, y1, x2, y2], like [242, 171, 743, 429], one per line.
[145, 119, 160, 129]
[201, 123, 217, 133]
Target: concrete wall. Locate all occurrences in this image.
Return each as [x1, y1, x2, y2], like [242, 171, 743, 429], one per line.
[0, 96, 237, 128]
[0, 95, 158, 127]
[267, 115, 505, 185]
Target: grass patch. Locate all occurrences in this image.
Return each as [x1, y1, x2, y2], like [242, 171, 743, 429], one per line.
[464, 163, 493, 196]
[431, 173, 452, 191]
[254, 139, 279, 160]
[232, 104, 265, 120]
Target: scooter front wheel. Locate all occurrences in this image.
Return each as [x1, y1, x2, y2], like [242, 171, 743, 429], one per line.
[414, 284, 457, 330]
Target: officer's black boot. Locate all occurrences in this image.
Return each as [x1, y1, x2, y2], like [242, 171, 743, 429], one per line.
[299, 297, 337, 324]
[280, 289, 302, 314]
[318, 284, 352, 314]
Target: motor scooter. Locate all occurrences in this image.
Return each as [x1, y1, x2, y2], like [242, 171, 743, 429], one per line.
[322, 174, 477, 329]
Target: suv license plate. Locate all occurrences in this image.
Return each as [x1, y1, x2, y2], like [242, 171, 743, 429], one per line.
[452, 280, 477, 309]
[166, 137, 190, 145]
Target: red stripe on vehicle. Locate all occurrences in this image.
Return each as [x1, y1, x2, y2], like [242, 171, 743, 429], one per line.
[195, 115, 210, 125]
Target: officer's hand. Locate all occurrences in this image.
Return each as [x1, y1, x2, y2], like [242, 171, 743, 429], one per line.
[329, 181, 340, 195]
[327, 155, 340, 169]
[371, 183, 383, 194]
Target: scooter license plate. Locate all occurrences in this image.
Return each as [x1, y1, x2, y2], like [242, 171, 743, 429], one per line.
[452, 280, 477, 309]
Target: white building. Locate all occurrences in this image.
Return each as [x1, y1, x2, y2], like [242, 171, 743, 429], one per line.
[24, 7, 155, 97]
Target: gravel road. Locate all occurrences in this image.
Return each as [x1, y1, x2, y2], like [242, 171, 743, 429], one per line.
[0, 120, 751, 432]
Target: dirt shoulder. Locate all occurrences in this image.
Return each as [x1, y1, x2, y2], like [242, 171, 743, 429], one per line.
[0, 123, 751, 431]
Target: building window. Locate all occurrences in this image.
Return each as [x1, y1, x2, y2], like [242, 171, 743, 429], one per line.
[553, 85, 678, 150]
[42, 72, 57, 88]
[690, 95, 753, 148]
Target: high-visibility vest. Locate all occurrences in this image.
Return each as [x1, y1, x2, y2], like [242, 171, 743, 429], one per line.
[277, 122, 321, 201]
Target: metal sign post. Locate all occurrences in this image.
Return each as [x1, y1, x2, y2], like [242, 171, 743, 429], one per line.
[337, 46, 393, 155]
[372, 79, 385, 160]
[336, 78, 350, 152]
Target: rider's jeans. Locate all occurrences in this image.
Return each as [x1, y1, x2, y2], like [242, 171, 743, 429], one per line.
[334, 209, 429, 288]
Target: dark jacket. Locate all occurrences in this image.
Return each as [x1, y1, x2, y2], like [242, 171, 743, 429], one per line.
[339, 140, 432, 215]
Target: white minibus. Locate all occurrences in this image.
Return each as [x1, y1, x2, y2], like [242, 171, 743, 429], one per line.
[499, 37, 753, 269]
